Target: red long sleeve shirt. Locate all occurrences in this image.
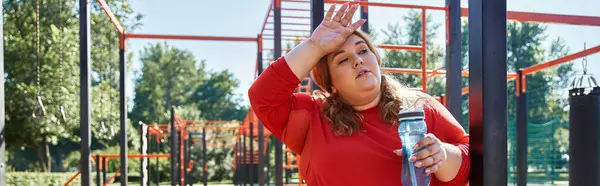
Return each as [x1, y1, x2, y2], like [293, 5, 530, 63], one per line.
[248, 57, 470, 186]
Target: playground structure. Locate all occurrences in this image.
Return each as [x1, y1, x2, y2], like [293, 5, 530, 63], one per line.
[0, 0, 599, 186]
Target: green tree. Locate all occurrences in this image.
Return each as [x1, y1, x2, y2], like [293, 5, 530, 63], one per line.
[130, 42, 203, 125]
[4, 0, 141, 171]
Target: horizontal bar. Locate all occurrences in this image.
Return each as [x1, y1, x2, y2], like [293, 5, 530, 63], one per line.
[377, 44, 423, 51]
[98, 154, 170, 159]
[263, 34, 309, 38]
[264, 48, 292, 52]
[522, 44, 600, 74]
[264, 28, 311, 32]
[96, 0, 124, 34]
[269, 15, 311, 20]
[266, 22, 311, 26]
[282, 0, 309, 3]
[184, 120, 242, 125]
[324, 0, 447, 11]
[461, 8, 600, 27]
[263, 37, 306, 41]
[381, 67, 446, 75]
[125, 33, 257, 42]
[281, 8, 311, 12]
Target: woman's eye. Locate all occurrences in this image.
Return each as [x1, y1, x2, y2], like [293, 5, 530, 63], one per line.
[339, 58, 349, 64]
[359, 49, 368, 54]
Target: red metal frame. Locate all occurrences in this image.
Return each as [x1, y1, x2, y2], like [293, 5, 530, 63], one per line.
[92, 0, 600, 184]
[96, 0, 124, 34]
[125, 33, 257, 42]
[462, 9, 600, 27]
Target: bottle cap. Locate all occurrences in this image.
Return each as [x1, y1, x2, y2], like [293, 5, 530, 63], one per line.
[398, 109, 425, 120]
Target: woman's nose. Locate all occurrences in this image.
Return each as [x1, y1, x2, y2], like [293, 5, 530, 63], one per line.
[353, 56, 363, 68]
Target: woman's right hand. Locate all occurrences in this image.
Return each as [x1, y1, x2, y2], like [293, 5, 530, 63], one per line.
[310, 3, 366, 57]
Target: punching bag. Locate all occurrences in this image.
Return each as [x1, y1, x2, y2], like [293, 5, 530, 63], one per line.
[568, 85, 600, 186]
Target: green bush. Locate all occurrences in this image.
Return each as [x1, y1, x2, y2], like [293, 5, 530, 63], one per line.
[6, 172, 84, 186]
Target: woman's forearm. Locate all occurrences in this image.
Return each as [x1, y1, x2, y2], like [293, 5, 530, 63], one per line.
[434, 143, 464, 182]
[284, 39, 325, 81]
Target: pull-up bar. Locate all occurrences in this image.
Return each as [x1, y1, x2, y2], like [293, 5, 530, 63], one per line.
[125, 33, 257, 42]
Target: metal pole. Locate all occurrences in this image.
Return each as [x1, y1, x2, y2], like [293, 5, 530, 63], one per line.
[360, 0, 369, 33]
[79, 0, 92, 184]
[0, 1, 5, 184]
[516, 70, 527, 186]
[156, 138, 160, 186]
[180, 128, 184, 186]
[185, 132, 191, 186]
[274, 1, 283, 185]
[242, 131, 247, 186]
[257, 35, 266, 186]
[310, 0, 324, 92]
[236, 137, 241, 186]
[445, 0, 462, 123]
[103, 158, 107, 184]
[119, 33, 128, 186]
[202, 128, 207, 186]
[140, 124, 146, 186]
[171, 108, 177, 186]
[96, 155, 101, 186]
[468, 0, 508, 185]
[249, 122, 254, 186]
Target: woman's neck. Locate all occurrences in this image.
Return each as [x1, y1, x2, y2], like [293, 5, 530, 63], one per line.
[352, 93, 381, 111]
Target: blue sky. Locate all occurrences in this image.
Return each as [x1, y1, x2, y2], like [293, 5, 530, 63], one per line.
[125, 0, 600, 106]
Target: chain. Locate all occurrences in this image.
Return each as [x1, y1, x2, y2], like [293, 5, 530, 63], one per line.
[35, 0, 40, 95]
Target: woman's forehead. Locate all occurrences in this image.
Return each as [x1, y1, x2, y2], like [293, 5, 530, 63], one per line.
[327, 35, 366, 60]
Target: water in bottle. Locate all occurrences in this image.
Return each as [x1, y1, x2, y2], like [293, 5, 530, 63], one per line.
[398, 103, 430, 186]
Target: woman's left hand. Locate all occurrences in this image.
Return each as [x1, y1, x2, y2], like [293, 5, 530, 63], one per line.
[395, 133, 448, 174]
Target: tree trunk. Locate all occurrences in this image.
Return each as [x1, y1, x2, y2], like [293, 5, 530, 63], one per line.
[34, 143, 47, 172]
[44, 142, 52, 172]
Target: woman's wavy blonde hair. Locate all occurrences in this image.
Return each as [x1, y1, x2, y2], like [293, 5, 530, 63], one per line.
[310, 30, 417, 136]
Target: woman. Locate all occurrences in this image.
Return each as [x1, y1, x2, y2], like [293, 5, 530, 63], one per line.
[249, 3, 469, 186]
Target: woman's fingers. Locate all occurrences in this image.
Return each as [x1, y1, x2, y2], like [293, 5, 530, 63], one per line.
[413, 133, 438, 150]
[324, 4, 336, 21]
[344, 19, 366, 35]
[414, 149, 444, 168]
[332, 3, 349, 22]
[340, 4, 359, 26]
[410, 142, 441, 162]
[393, 149, 403, 157]
[425, 161, 444, 174]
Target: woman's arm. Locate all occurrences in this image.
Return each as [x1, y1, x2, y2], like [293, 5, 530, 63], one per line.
[427, 98, 470, 184]
[398, 94, 469, 185]
[285, 3, 365, 81]
[249, 3, 366, 154]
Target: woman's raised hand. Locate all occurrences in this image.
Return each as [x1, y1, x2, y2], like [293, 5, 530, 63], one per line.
[309, 3, 366, 56]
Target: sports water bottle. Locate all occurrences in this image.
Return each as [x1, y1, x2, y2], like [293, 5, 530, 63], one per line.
[398, 100, 430, 186]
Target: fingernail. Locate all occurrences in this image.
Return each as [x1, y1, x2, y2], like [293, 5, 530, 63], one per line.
[409, 156, 416, 162]
[415, 161, 422, 167]
[425, 169, 431, 174]
[412, 145, 418, 150]
[393, 149, 402, 155]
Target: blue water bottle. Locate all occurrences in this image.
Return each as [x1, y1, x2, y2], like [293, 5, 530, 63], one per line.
[398, 105, 430, 186]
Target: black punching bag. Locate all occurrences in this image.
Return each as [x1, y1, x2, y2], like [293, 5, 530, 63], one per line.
[568, 85, 600, 186]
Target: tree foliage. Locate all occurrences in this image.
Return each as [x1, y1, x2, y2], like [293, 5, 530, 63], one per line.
[4, 0, 141, 171]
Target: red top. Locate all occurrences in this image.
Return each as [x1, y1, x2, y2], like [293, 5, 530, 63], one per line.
[249, 57, 470, 186]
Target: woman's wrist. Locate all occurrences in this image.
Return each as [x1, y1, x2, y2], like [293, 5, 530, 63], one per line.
[283, 38, 327, 81]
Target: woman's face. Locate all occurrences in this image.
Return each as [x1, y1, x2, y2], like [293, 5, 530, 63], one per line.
[326, 34, 382, 107]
